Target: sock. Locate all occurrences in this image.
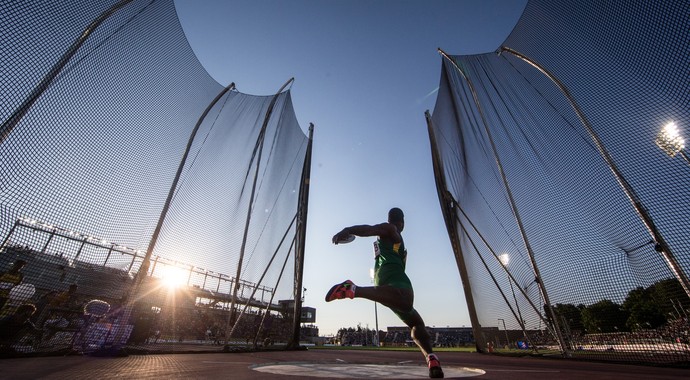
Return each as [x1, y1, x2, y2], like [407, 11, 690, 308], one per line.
[427, 353, 439, 363]
[349, 283, 357, 296]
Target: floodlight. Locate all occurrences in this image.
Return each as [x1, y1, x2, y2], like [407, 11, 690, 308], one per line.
[655, 121, 685, 157]
[498, 253, 510, 267]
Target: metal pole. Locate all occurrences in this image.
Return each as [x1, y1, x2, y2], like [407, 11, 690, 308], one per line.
[103, 244, 114, 267]
[288, 122, 313, 349]
[451, 200, 539, 352]
[0, 0, 141, 145]
[228, 213, 297, 340]
[369, 267, 380, 347]
[500, 46, 690, 300]
[680, 150, 690, 166]
[107, 82, 235, 353]
[253, 237, 296, 348]
[438, 49, 570, 354]
[138, 81, 235, 288]
[498, 318, 509, 348]
[0, 220, 19, 251]
[39, 231, 55, 255]
[374, 301, 379, 347]
[226, 78, 294, 346]
[425, 109, 488, 353]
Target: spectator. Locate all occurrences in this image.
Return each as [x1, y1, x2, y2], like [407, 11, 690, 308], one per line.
[0, 304, 39, 349]
[0, 260, 27, 309]
[49, 284, 79, 309]
[32, 290, 58, 325]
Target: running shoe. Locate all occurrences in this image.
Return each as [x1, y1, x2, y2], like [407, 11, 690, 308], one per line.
[427, 353, 444, 378]
[325, 280, 355, 301]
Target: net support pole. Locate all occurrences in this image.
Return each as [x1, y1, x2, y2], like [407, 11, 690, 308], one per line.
[287, 122, 314, 349]
[106, 82, 235, 353]
[228, 213, 297, 340]
[438, 48, 570, 356]
[499, 46, 690, 300]
[451, 195, 552, 351]
[136, 82, 236, 287]
[0, 0, 141, 145]
[0, 219, 19, 251]
[224, 78, 294, 346]
[679, 150, 690, 166]
[425, 110, 487, 353]
[254, 236, 297, 348]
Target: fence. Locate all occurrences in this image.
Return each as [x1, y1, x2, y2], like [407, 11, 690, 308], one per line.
[0, 0, 312, 356]
[427, 0, 689, 365]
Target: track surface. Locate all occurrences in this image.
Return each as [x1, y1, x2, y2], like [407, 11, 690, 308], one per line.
[1, 349, 688, 379]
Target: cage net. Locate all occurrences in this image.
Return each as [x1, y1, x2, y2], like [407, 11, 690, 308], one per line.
[0, 0, 310, 355]
[428, 0, 689, 364]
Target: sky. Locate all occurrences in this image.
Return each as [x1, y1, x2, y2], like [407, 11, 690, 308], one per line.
[173, 0, 527, 337]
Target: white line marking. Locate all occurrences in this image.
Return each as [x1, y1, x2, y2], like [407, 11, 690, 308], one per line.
[202, 361, 241, 364]
[489, 369, 561, 373]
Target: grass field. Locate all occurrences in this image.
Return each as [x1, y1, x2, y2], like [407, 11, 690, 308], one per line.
[309, 344, 568, 358]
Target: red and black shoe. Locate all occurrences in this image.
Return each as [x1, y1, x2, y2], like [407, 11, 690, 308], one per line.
[325, 280, 356, 302]
[427, 353, 444, 378]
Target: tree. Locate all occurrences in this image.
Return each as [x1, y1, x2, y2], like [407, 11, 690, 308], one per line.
[650, 278, 689, 319]
[581, 299, 629, 333]
[552, 303, 585, 332]
[622, 286, 666, 330]
[621, 278, 690, 330]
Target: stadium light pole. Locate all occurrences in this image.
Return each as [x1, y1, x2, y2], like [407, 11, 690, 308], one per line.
[498, 318, 509, 348]
[655, 121, 689, 166]
[370, 268, 379, 347]
[498, 254, 513, 304]
[499, 252, 533, 350]
[498, 253, 527, 332]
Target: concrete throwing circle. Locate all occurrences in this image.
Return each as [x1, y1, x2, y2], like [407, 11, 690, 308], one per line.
[252, 362, 486, 378]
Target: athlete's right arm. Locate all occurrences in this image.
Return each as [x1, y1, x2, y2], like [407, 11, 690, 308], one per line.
[332, 223, 397, 244]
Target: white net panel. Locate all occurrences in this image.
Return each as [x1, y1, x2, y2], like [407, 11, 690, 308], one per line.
[1, 0, 309, 354]
[428, 0, 689, 364]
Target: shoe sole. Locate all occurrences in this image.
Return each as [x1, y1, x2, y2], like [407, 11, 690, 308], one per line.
[325, 281, 354, 302]
[429, 366, 444, 378]
[325, 283, 345, 302]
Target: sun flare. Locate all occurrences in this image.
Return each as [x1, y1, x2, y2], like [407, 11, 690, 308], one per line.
[161, 266, 188, 289]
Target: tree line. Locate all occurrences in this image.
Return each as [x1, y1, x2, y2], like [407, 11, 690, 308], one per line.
[549, 278, 689, 334]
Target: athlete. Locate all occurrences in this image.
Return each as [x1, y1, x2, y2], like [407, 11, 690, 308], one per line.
[325, 207, 444, 378]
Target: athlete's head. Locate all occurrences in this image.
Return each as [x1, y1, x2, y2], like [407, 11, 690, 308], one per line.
[388, 207, 405, 232]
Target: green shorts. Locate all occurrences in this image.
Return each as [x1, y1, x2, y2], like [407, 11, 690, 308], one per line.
[375, 264, 416, 324]
[375, 264, 412, 289]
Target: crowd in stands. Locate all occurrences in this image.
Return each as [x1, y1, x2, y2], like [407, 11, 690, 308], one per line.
[334, 326, 474, 347]
[336, 326, 380, 346]
[0, 244, 299, 354]
[127, 303, 295, 346]
[0, 267, 293, 354]
[572, 316, 689, 350]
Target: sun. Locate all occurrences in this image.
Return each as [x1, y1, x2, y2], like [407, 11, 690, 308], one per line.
[160, 266, 188, 289]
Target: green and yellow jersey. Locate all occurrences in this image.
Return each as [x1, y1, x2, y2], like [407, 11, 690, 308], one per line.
[373, 238, 412, 289]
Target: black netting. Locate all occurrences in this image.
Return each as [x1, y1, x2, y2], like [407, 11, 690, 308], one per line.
[429, 0, 689, 364]
[1, 0, 310, 356]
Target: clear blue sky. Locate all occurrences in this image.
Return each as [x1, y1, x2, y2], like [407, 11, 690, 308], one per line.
[174, 0, 527, 336]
